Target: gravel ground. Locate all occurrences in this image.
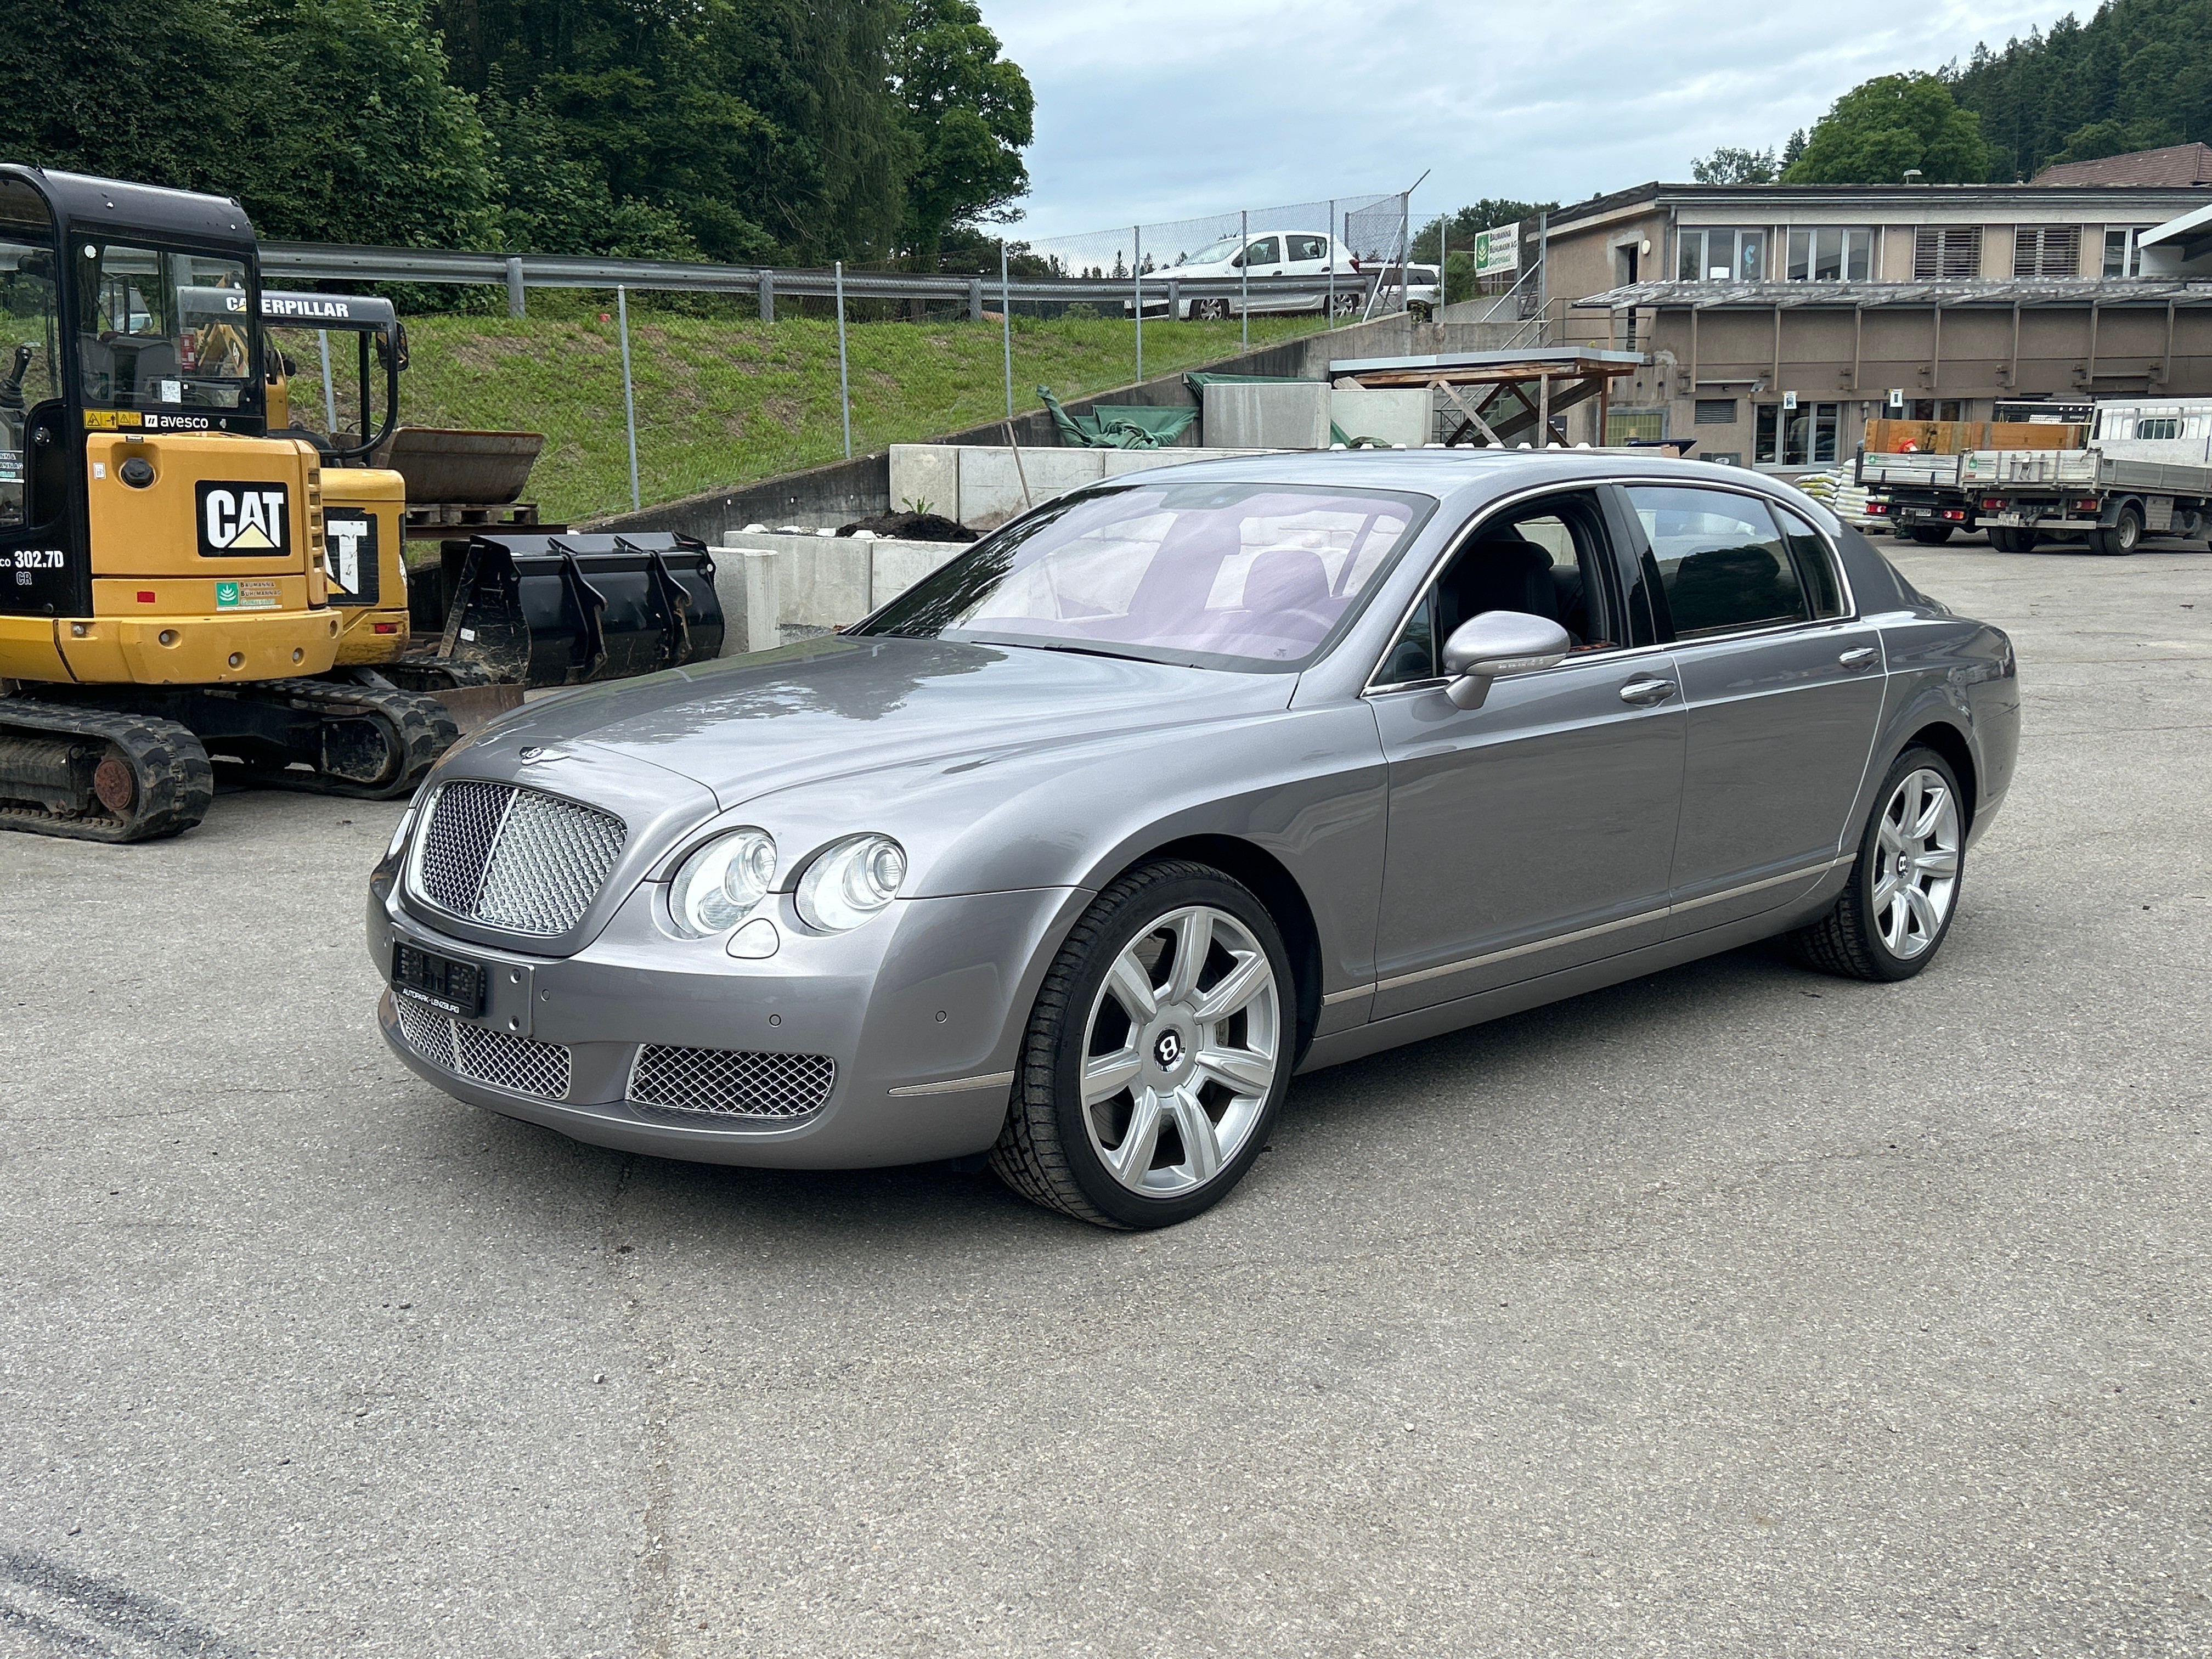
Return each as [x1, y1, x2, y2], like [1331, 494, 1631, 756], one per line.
[2, 534, 2206, 1658]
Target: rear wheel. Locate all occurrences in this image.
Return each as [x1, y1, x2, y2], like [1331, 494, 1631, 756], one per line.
[1787, 746, 1965, 982]
[991, 860, 1293, 1229]
[1904, 525, 1954, 545]
[2091, 504, 2143, 555]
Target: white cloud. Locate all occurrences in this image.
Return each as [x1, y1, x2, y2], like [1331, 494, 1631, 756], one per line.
[985, 0, 2078, 239]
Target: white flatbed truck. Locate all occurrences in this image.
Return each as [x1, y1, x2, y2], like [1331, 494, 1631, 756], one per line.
[1961, 399, 2212, 554]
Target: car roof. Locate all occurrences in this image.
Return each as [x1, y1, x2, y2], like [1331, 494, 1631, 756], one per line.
[1091, 447, 1803, 500]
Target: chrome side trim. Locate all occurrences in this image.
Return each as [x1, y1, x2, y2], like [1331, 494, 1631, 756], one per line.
[1374, 905, 1671, 996]
[888, 1070, 1016, 1098]
[1320, 985, 1371, 1007]
[1358, 852, 1854, 1001]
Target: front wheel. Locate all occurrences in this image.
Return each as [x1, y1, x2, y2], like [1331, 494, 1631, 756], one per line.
[990, 861, 1294, 1229]
[1190, 297, 1231, 321]
[1787, 746, 1966, 981]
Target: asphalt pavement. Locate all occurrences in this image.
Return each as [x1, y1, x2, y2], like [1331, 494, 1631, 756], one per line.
[2, 534, 2207, 1658]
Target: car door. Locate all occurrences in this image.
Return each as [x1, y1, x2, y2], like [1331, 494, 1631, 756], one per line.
[1282, 233, 1330, 308]
[1615, 483, 1886, 936]
[1238, 235, 1283, 312]
[1368, 489, 1686, 1020]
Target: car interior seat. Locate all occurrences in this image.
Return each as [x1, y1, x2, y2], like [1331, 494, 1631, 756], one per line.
[1243, 547, 1335, 623]
[1666, 545, 1792, 635]
[1438, 539, 1568, 644]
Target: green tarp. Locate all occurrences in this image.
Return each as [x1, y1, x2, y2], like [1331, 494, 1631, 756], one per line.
[1182, 372, 1355, 447]
[1037, 386, 1199, 449]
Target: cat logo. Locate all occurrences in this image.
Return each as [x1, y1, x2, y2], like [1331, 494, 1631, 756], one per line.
[196, 481, 291, 557]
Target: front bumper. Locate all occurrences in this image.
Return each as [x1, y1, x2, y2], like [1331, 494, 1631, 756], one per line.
[368, 860, 1089, 1169]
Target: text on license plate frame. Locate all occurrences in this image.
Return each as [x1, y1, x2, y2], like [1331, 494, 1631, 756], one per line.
[392, 941, 486, 1017]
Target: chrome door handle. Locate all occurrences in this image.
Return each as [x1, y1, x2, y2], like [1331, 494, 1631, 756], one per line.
[1838, 647, 1880, 670]
[1618, 677, 1677, 706]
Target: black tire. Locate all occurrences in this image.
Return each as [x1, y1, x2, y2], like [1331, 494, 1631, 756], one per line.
[2091, 504, 2143, 556]
[1192, 297, 1229, 321]
[1904, 525, 1954, 545]
[1787, 745, 1966, 983]
[990, 859, 1295, 1230]
[1987, 526, 2018, 553]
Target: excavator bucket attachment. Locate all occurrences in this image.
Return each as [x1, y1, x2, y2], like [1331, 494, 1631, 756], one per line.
[403, 532, 724, 690]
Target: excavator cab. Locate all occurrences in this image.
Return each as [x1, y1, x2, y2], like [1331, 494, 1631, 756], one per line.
[0, 165, 453, 840]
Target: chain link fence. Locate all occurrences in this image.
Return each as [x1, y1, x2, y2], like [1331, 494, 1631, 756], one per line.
[267, 188, 1412, 526]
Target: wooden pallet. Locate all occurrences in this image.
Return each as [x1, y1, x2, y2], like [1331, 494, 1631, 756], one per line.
[402, 501, 543, 538]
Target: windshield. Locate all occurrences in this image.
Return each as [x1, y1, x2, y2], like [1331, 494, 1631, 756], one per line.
[1177, 235, 1245, 267]
[73, 241, 258, 411]
[857, 482, 1432, 672]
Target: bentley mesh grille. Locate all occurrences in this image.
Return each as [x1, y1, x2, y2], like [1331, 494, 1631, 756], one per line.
[411, 781, 626, 937]
[394, 994, 572, 1102]
[628, 1045, 835, 1120]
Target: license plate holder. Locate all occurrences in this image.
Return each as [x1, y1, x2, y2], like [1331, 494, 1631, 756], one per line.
[392, 940, 487, 1018]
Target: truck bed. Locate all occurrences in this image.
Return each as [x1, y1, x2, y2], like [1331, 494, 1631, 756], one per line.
[1859, 452, 1967, 489]
[1961, 448, 2212, 496]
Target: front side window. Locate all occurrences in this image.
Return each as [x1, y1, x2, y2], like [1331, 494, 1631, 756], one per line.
[1, 180, 59, 529]
[1238, 238, 1280, 268]
[861, 482, 1429, 672]
[72, 241, 258, 411]
[1754, 402, 1839, 467]
[1786, 227, 1871, 281]
[1375, 492, 1618, 687]
[1627, 486, 1809, 641]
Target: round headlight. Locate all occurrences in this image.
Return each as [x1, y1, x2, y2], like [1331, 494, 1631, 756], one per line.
[669, 827, 777, 939]
[796, 834, 906, 932]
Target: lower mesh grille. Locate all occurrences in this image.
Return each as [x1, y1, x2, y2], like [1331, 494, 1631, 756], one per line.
[628, 1045, 834, 1120]
[393, 994, 571, 1102]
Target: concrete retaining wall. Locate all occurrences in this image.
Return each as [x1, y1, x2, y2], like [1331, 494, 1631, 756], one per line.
[710, 531, 968, 652]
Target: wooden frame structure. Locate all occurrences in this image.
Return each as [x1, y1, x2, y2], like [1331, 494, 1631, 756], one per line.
[1327, 346, 1644, 448]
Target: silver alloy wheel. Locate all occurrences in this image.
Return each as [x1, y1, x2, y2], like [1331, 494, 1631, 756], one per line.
[1079, 904, 1281, 1197]
[1873, 768, 1962, 959]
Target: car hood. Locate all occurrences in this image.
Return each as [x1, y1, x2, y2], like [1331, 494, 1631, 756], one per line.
[462, 635, 1296, 808]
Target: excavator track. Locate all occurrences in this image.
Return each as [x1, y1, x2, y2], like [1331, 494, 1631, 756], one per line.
[205, 677, 460, 799]
[0, 699, 214, 843]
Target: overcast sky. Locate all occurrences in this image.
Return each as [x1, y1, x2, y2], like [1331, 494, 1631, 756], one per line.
[989, 1, 2083, 242]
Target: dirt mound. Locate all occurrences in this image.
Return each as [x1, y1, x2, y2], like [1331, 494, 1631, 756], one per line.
[836, 511, 977, 543]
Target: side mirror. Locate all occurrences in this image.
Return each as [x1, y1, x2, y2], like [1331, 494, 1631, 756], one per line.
[1440, 611, 1571, 709]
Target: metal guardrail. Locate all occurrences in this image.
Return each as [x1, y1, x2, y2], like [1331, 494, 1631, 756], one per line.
[256, 241, 1382, 316]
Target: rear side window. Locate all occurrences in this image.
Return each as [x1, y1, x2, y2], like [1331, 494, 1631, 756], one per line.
[1774, 505, 1847, 618]
[1285, 234, 1329, 262]
[1627, 486, 1809, 640]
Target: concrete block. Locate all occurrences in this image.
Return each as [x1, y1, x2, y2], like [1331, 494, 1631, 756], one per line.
[1331, 388, 1430, 449]
[740, 548, 781, 654]
[781, 537, 871, 627]
[871, 539, 964, 601]
[887, 445, 958, 519]
[1200, 382, 1330, 449]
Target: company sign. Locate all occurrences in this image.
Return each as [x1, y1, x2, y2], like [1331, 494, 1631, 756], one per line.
[1471, 223, 1521, 276]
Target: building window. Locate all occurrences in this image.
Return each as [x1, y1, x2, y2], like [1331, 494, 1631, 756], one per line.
[1694, 398, 1738, 425]
[2138, 417, 2181, 439]
[1786, 228, 1871, 281]
[2013, 225, 2081, 278]
[1678, 228, 1764, 282]
[1754, 402, 1840, 467]
[1912, 227, 1982, 280]
[2104, 227, 2148, 278]
[1906, 399, 1966, 421]
[1606, 410, 1666, 444]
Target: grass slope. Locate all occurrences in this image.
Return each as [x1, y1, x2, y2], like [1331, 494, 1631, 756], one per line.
[384, 308, 1336, 523]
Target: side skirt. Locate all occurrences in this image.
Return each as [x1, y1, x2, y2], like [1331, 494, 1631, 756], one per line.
[1294, 894, 1837, 1075]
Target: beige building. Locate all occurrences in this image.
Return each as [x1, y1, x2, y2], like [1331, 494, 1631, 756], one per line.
[1530, 180, 2212, 470]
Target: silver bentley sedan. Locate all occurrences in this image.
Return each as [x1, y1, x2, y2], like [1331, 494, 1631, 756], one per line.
[369, 452, 2019, 1229]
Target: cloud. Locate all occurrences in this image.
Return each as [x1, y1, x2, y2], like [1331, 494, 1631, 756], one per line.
[985, 0, 2076, 239]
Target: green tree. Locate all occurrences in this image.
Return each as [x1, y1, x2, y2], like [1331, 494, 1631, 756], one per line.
[2045, 115, 2183, 168]
[238, 0, 496, 247]
[1691, 146, 1778, 184]
[891, 0, 1034, 269]
[1783, 72, 1990, 184]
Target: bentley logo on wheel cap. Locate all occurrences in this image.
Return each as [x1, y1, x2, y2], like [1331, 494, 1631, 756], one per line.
[1154, 1030, 1183, 1068]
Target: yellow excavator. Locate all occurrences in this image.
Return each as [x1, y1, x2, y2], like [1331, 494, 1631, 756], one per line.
[0, 163, 725, 842]
[0, 165, 458, 840]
